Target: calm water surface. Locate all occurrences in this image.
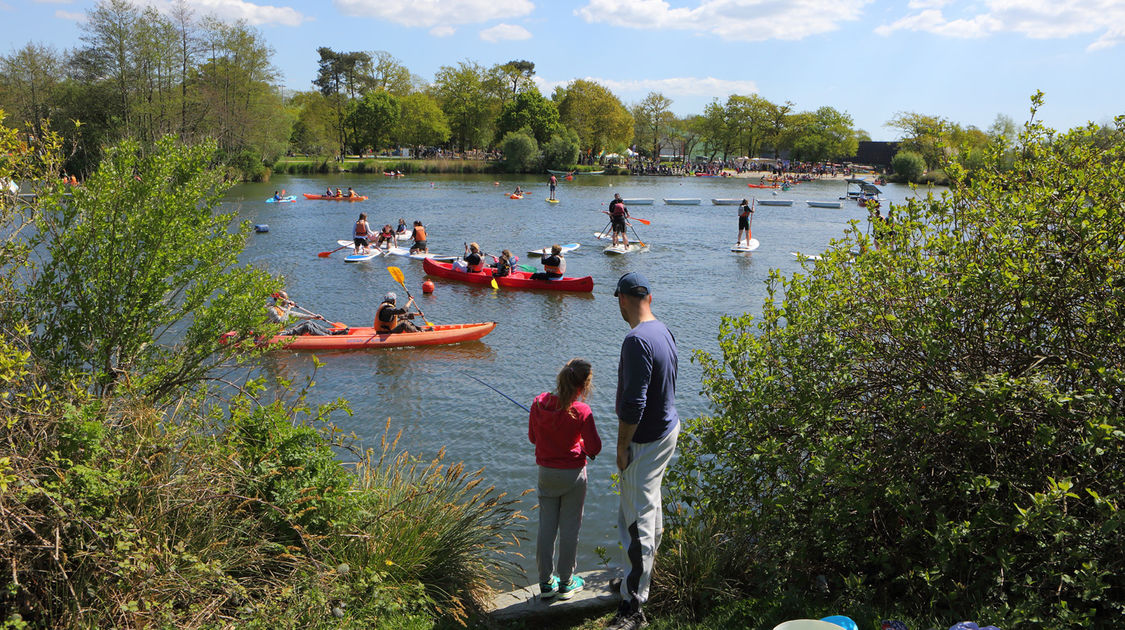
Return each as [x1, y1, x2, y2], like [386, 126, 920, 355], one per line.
[228, 173, 923, 579]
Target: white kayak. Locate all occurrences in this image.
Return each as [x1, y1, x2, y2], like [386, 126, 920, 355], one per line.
[384, 246, 455, 262]
[528, 243, 581, 257]
[603, 242, 649, 255]
[790, 251, 823, 261]
[731, 239, 760, 252]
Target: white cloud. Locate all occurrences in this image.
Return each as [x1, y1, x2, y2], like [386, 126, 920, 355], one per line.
[574, 0, 871, 41]
[55, 9, 86, 22]
[907, 0, 952, 8]
[144, 0, 309, 27]
[480, 23, 532, 42]
[536, 75, 758, 101]
[877, 0, 1125, 50]
[335, 0, 534, 29]
[430, 25, 457, 37]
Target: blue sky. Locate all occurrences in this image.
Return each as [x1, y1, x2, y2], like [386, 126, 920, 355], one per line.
[2, 0, 1122, 140]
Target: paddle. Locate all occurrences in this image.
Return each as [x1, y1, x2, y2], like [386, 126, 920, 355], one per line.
[291, 304, 346, 329]
[318, 243, 350, 257]
[516, 264, 537, 273]
[386, 266, 432, 327]
[602, 210, 650, 225]
[628, 223, 647, 249]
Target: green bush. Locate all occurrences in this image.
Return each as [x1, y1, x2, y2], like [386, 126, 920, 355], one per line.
[890, 149, 925, 182]
[541, 129, 581, 171]
[667, 97, 1125, 628]
[500, 129, 539, 173]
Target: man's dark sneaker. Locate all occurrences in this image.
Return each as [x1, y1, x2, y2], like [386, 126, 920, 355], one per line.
[607, 609, 647, 630]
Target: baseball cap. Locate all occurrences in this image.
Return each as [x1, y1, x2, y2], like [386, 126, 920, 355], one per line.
[614, 272, 650, 297]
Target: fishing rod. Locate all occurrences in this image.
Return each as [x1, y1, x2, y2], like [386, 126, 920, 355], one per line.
[467, 374, 594, 460]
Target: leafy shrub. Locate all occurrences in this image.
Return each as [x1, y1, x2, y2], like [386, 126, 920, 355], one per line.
[667, 97, 1125, 628]
[890, 149, 925, 182]
[500, 129, 539, 173]
[541, 129, 581, 171]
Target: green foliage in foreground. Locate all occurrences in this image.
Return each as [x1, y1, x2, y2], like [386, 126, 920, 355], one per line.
[664, 96, 1125, 628]
[0, 350, 526, 628]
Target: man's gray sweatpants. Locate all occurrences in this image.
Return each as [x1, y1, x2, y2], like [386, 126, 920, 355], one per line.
[618, 425, 679, 609]
[537, 465, 588, 583]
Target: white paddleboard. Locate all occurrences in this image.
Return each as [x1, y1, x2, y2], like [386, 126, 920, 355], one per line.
[344, 250, 381, 262]
[528, 243, 581, 257]
[790, 251, 823, 261]
[386, 246, 443, 260]
[603, 243, 649, 255]
[731, 239, 760, 252]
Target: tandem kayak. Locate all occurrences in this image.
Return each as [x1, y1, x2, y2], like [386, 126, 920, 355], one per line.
[422, 257, 593, 292]
[303, 193, 368, 201]
[269, 322, 497, 351]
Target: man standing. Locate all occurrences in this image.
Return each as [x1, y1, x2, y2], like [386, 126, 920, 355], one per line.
[609, 272, 679, 630]
[609, 194, 630, 248]
[548, 173, 558, 200]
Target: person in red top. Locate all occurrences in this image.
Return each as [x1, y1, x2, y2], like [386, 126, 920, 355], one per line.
[528, 358, 602, 601]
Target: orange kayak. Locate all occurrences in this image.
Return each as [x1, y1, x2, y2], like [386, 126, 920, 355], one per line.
[268, 322, 496, 350]
[303, 193, 368, 201]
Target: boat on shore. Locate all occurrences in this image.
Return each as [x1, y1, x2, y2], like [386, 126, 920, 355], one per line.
[268, 322, 496, 351]
[422, 258, 594, 292]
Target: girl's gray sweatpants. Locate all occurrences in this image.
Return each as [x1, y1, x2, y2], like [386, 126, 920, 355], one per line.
[537, 465, 588, 584]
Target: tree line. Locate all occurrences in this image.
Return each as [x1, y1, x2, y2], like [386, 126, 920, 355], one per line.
[0, 0, 1028, 179]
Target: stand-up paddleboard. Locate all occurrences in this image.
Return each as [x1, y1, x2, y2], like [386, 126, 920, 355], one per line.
[265, 195, 296, 203]
[603, 242, 649, 255]
[790, 251, 823, 261]
[731, 239, 760, 252]
[344, 250, 381, 263]
[528, 243, 580, 257]
[546, 198, 560, 204]
[384, 246, 454, 261]
[594, 230, 617, 240]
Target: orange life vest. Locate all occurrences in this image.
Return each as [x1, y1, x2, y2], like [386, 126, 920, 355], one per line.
[543, 257, 562, 276]
[355, 221, 369, 237]
[375, 303, 398, 332]
[412, 226, 427, 241]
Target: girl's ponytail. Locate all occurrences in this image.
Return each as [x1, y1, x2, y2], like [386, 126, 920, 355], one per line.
[556, 358, 592, 418]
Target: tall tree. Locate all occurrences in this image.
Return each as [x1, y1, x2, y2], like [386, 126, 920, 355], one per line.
[555, 79, 633, 158]
[494, 88, 560, 146]
[395, 92, 450, 148]
[495, 59, 535, 101]
[347, 89, 400, 153]
[0, 44, 63, 140]
[631, 92, 674, 159]
[368, 50, 416, 96]
[313, 47, 367, 155]
[886, 111, 949, 167]
[80, 0, 142, 137]
[431, 60, 500, 150]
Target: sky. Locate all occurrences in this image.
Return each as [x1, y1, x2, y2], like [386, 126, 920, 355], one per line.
[1, 0, 1123, 140]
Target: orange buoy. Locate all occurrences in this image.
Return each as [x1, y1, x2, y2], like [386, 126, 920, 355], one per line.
[422, 280, 435, 294]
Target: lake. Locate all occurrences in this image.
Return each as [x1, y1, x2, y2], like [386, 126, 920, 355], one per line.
[229, 172, 924, 581]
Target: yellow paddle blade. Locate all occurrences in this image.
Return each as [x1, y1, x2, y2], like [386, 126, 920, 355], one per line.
[490, 278, 499, 290]
[387, 266, 405, 286]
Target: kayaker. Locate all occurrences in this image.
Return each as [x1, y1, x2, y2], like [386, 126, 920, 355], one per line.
[513, 185, 523, 196]
[335, 187, 343, 198]
[492, 249, 514, 278]
[268, 291, 335, 336]
[272, 190, 281, 201]
[464, 243, 484, 273]
[374, 292, 420, 333]
[324, 186, 333, 197]
[409, 221, 428, 254]
[346, 187, 357, 198]
[528, 358, 601, 601]
[353, 212, 373, 254]
[374, 224, 398, 249]
[531, 244, 566, 281]
[608, 194, 630, 248]
[737, 199, 753, 246]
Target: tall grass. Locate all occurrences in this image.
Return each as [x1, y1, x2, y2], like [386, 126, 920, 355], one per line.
[0, 347, 526, 628]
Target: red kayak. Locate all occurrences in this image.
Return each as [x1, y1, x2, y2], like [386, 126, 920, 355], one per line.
[268, 322, 496, 350]
[423, 258, 594, 292]
[303, 193, 368, 201]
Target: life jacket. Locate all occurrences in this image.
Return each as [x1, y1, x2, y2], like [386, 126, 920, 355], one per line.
[610, 201, 626, 217]
[412, 225, 427, 241]
[542, 254, 562, 277]
[354, 221, 369, 237]
[739, 205, 750, 218]
[465, 252, 484, 272]
[379, 228, 395, 240]
[375, 302, 398, 332]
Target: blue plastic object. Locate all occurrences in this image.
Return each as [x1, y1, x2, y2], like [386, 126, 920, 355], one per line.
[821, 615, 858, 630]
[254, 224, 269, 233]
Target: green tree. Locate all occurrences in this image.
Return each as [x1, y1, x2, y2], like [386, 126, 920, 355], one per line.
[313, 47, 367, 155]
[787, 106, 858, 163]
[668, 98, 1125, 626]
[500, 128, 538, 172]
[494, 88, 560, 146]
[347, 89, 400, 153]
[395, 92, 451, 148]
[631, 91, 674, 159]
[886, 111, 949, 167]
[890, 149, 925, 181]
[697, 99, 734, 160]
[431, 60, 500, 150]
[366, 50, 417, 96]
[494, 59, 536, 101]
[541, 127, 580, 171]
[0, 43, 64, 140]
[666, 114, 702, 163]
[287, 90, 337, 155]
[23, 135, 276, 400]
[555, 79, 633, 158]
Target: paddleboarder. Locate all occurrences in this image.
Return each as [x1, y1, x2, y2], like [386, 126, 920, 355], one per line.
[609, 194, 630, 249]
[548, 173, 558, 200]
[737, 199, 754, 246]
[353, 213, 373, 254]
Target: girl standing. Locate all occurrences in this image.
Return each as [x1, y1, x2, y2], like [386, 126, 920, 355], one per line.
[528, 359, 601, 600]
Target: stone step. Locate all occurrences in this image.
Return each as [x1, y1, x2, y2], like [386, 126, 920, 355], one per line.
[487, 568, 622, 623]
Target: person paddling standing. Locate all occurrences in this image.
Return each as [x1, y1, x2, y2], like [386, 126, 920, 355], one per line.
[737, 198, 754, 246]
[548, 174, 558, 200]
[529, 358, 601, 601]
[353, 213, 372, 254]
[609, 194, 630, 248]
